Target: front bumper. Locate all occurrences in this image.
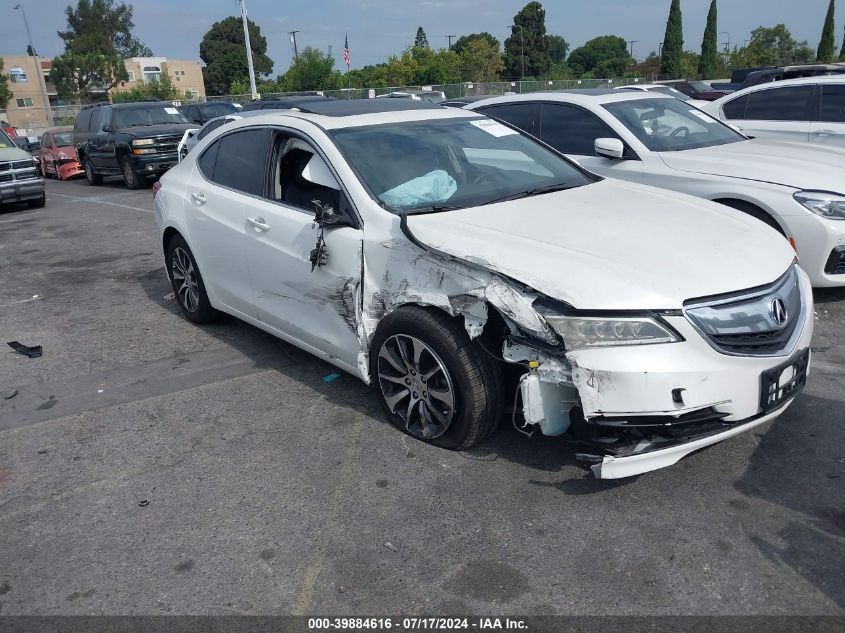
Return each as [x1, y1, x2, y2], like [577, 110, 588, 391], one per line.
[129, 151, 179, 175]
[58, 160, 83, 180]
[0, 178, 45, 203]
[780, 213, 845, 287]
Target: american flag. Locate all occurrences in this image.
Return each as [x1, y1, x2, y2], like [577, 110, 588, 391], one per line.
[343, 33, 350, 70]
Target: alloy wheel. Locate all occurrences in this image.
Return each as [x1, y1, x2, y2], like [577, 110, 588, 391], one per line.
[171, 247, 200, 312]
[377, 334, 456, 439]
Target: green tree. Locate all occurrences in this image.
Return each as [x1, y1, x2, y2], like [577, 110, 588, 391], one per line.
[381, 52, 419, 86]
[410, 47, 462, 85]
[504, 2, 551, 79]
[452, 32, 499, 55]
[730, 24, 813, 67]
[414, 27, 430, 49]
[50, 0, 151, 102]
[459, 38, 504, 82]
[200, 16, 273, 96]
[546, 34, 569, 63]
[840, 28, 845, 61]
[660, 0, 684, 78]
[698, 0, 719, 78]
[817, 0, 836, 62]
[111, 73, 186, 102]
[567, 35, 631, 78]
[0, 59, 12, 109]
[229, 78, 250, 95]
[283, 47, 341, 91]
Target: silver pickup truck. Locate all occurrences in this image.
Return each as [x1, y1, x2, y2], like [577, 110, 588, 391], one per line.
[0, 128, 45, 208]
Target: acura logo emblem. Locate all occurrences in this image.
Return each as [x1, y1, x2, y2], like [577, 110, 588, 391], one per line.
[770, 297, 788, 326]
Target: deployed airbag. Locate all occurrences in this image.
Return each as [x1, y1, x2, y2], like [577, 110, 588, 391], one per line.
[378, 169, 456, 210]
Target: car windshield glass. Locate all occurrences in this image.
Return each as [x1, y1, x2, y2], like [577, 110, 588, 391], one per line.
[201, 102, 236, 118]
[0, 129, 12, 148]
[114, 105, 189, 128]
[604, 98, 745, 152]
[651, 86, 690, 100]
[53, 132, 74, 146]
[687, 81, 713, 92]
[330, 117, 593, 213]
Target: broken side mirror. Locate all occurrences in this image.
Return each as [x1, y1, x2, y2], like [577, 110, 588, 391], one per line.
[595, 137, 625, 160]
[312, 200, 341, 227]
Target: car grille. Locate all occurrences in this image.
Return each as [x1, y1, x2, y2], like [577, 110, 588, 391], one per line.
[0, 173, 12, 183]
[0, 161, 39, 184]
[12, 160, 33, 170]
[154, 135, 182, 152]
[824, 247, 845, 275]
[684, 265, 804, 357]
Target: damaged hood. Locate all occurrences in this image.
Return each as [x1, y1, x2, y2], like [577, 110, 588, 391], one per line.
[658, 139, 845, 191]
[405, 179, 795, 310]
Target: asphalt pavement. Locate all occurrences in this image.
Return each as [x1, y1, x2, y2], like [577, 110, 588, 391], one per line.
[0, 176, 843, 616]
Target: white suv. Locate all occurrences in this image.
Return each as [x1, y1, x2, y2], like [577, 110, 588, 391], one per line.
[154, 99, 812, 479]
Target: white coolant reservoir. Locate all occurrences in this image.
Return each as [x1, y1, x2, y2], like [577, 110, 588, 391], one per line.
[519, 373, 580, 436]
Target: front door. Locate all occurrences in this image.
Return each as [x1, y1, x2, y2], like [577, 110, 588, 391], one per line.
[810, 83, 845, 150]
[244, 132, 364, 368]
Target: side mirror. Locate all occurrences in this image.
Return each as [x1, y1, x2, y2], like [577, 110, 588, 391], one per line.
[595, 138, 625, 159]
[312, 200, 341, 226]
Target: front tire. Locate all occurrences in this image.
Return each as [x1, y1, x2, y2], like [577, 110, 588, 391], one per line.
[122, 157, 144, 190]
[370, 306, 503, 450]
[84, 157, 102, 185]
[26, 193, 46, 209]
[165, 234, 218, 324]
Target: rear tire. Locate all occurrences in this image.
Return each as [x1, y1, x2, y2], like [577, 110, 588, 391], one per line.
[84, 157, 102, 186]
[26, 193, 46, 209]
[165, 234, 218, 324]
[122, 157, 144, 190]
[370, 306, 503, 450]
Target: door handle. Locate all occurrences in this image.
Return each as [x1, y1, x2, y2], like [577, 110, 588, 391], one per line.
[191, 192, 206, 205]
[247, 216, 270, 232]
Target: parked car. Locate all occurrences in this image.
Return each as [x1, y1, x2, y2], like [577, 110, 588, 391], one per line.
[74, 100, 195, 189]
[241, 95, 336, 111]
[703, 76, 845, 150]
[154, 98, 813, 479]
[39, 127, 83, 181]
[179, 101, 242, 125]
[177, 110, 266, 161]
[0, 127, 45, 208]
[376, 90, 448, 104]
[614, 84, 707, 105]
[657, 80, 726, 101]
[442, 95, 496, 108]
[467, 90, 845, 287]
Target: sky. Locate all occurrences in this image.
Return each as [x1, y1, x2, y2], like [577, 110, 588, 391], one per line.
[1, 0, 842, 75]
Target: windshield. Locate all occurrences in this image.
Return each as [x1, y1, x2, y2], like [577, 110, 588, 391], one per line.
[0, 129, 12, 148]
[200, 102, 237, 119]
[604, 98, 745, 152]
[114, 105, 189, 128]
[686, 81, 713, 92]
[331, 117, 593, 213]
[53, 132, 74, 146]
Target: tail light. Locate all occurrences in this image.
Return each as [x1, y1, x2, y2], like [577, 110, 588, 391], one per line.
[152, 181, 162, 199]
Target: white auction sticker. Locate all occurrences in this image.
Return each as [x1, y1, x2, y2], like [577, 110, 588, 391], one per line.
[164, 107, 179, 114]
[469, 119, 518, 137]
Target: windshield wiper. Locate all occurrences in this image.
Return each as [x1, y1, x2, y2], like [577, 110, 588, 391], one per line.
[482, 182, 577, 206]
[401, 204, 462, 216]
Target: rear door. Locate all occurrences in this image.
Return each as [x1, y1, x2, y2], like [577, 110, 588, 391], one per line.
[809, 83, 845, 149]
[729, 85, 814, 142]
[242, 129, 364, 368]
[183, 127, 272, 316]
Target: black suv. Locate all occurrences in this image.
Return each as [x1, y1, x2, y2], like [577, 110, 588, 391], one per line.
[74, 101, 194, 189]
[179, 101, 241, 124]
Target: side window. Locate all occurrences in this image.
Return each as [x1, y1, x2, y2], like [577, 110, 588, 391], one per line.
[75, 109, 92, 134]
[197, 118, 225, 141]
[477, 103, 539, 136]
[271, 134, 345, 215]
[744, 86, 815, 121]
[819, 85, 845, 122]
[99, 107, 112, 131]
[722, 94, 748, 120]
[90, 109, 102, 133]
[208, 128, 272, 195]
[540, 103, 620, 155]
[197, 138, 220, 179]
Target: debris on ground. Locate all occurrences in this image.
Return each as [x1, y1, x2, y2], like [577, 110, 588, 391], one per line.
[2, 389, 18, 400]
[323, 372, 342, 383]
[138, 499, 150, 507]
[383, 541, 397, 552]
[36, 448, 47, 455]
[7, 341, 42, 358]
[163, 292, 175, 300]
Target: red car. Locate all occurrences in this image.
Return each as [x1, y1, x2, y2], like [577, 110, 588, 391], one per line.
[39, 127, 83, 181]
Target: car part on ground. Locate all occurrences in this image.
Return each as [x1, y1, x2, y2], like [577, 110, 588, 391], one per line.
[154, 104, 813, 479]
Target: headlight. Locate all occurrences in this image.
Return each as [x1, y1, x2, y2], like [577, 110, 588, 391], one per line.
[793, 191, 845, 220]
[58, 151, 68, 160]
[132, 139, 155, 147]
[543, 314, 681, 350]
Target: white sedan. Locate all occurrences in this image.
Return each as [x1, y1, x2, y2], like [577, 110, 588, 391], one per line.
[468, 90, 845, 287]
[154, 99, 812, 479]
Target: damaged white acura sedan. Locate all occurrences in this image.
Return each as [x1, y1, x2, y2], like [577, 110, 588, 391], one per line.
[153, 99, 813, 479]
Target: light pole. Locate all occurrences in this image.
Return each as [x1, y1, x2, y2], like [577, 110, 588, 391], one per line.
[507, 24, 524, 81]
[627, 40, 638, 60]
[13, 2, 53, 127]
[238, 0, 258, 99]
[719, 31, 731, 66]
[446, 34, 456, 50]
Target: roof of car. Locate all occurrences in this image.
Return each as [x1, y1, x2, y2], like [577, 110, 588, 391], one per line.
[713, 74, 845, 102]
[292, 98, 444, 116]
[465, 90, 672, 109]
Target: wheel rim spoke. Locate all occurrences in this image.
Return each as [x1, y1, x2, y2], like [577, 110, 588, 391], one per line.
[383, 388, 410, 412]
[172, 248, 200, 312]
[427, 385, 454, 411]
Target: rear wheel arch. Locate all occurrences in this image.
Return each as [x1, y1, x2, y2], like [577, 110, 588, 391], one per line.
[713, 198, 787, 236]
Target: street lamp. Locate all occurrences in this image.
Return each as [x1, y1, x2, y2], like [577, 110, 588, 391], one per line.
[13, 3, 53, 127]
[507, 24, 525, 81]
[238, 0, 258, 99]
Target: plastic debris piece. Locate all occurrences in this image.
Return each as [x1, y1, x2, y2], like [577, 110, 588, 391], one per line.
[2, 389, 18, 400]
[7, 341, 42, 358]
[138, 499, 150, 507]
[37, 448, 48, 455]
[323, 372, 342, 383]
[163, 292, 175, 300]
[383, 542, 397, 552]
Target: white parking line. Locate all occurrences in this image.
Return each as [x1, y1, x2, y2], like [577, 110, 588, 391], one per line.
[49, 191, 153, 214]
